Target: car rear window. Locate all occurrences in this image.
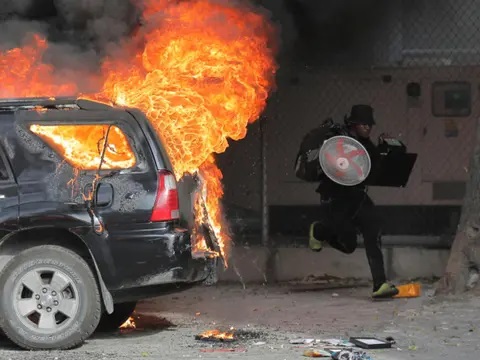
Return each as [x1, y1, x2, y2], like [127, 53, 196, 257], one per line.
[29, 124, 137, 170]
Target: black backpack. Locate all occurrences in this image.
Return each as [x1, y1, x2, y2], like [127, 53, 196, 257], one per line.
[294, 118, 344, 182]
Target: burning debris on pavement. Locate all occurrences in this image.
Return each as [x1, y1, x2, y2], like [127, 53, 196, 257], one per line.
[119, 316, 136, 330]
[195, 329, 236, 343]
[195, 328, 266, 343]
[116, 313, 175, 333]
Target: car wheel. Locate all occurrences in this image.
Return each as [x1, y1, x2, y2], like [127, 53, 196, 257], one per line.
[0, 245, 101, 350]
[96, 301, 137, 332]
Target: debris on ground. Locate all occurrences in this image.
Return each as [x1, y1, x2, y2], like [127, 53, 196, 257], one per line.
[234, 329, 267, 341]
[290, 338, 316, 345]
[349, 336, 392, 349]
[394, 283, 421, 298]
[195, 328, 235, 342]
[332, 350, 373, 360]
[385, 336, 396, 345]
[200, 347, 247, 353]
[303, 349, 332, 357]
[321, 339, 356, 347]
[302, 347, 375, 359]
[115, 313, 174, 333]
[292, 336, 398, 359]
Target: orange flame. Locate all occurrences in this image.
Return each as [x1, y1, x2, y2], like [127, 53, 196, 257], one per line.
[192, 156, 230, 258]
[95, 0, 276, 261]
[98, 0, 276, 177]
[119, 316, 137, 329]
[0, 34, 78, 97]
[0, 0, 277, 264]
[197, 329, 235, 341]
[30, 124, 136, 170]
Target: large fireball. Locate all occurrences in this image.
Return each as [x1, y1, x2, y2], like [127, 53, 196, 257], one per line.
[0, 0, 278, 263]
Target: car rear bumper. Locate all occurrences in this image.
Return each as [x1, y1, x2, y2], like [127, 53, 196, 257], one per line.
[134, 227, 212, 286]
[96, 222, 214, 291]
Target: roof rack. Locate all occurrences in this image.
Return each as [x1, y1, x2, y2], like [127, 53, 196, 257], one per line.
[0, 97, 77, 107]
[0, 96, 114, 111]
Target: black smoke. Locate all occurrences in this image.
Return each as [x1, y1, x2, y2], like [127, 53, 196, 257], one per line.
[283, 0, 390, 67]
[0, 0, 142, 69]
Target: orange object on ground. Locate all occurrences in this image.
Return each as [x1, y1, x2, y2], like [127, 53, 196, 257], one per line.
[394, 283, 421, 298]
[303, 349, 331, 357]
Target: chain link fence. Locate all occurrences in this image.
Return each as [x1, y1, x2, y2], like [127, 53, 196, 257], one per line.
[220, 0, 480, 253]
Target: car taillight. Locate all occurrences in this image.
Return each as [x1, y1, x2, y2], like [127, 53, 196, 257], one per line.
[151, 170, 180, 222]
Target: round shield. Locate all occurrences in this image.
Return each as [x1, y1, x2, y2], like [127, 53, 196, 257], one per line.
[319, 135, 371, 186]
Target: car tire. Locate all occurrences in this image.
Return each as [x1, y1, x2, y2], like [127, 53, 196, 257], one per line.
[96, 301, 137, 332]
[0, 245, 102, 350]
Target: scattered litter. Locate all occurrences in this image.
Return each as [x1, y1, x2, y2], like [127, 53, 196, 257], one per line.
[253, 341, 266, 346]
[323, 348, 345, 354]
[200, 348, 247, 353]
[385, 336, 396, 345]
[234, 329, 266, 341]
[350, 337, 392, 349]
[408, 345, 418, 351]
[321, 339, 355, 347]
[303, 349, 332, 357]
[141, 352, 149, 357]
[290, 338, 315, 345]
[332, 293, 339, 297]
[332, 350, 372, 360]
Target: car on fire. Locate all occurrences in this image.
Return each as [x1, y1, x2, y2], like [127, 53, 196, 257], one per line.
[0, 97, 212, 350]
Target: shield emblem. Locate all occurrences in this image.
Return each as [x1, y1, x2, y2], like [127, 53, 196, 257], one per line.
[319, 135, 371, 186]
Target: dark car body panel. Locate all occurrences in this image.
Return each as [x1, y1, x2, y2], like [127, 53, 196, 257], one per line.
[0, 98, 208, 303]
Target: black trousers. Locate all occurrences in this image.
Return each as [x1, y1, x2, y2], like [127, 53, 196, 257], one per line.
[313, 190, 387, 289]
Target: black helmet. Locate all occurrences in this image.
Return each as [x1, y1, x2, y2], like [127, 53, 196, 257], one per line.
[345, 104, 376, 126]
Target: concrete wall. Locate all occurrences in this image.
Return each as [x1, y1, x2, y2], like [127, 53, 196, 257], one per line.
[264, 66, 480, 207]
[216, 245, 450, 283]
[218, 65, 480, 210]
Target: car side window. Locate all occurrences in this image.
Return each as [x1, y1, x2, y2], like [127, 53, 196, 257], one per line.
[29, 124, 137, 171]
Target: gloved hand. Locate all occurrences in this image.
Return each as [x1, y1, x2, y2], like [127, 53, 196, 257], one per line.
[378, 132, 392, 145]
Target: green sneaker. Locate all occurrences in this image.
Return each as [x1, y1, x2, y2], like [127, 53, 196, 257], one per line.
[309, 221, 323, 252]
[372, 283, 399, 299]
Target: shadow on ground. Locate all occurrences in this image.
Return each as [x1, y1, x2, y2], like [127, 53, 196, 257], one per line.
[93, 312, 176, 340]
[0, 312, 176, 350]
[0, 335, 18, 351]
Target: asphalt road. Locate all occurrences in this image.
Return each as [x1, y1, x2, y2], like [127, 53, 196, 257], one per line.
[0, 282, 478, 360]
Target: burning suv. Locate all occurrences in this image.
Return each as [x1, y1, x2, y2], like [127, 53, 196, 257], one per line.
[0, 97, 211, 350]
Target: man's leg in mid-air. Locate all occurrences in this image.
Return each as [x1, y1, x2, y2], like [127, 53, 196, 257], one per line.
[355, 194, 398, 298]
[309, 197, 358, 254]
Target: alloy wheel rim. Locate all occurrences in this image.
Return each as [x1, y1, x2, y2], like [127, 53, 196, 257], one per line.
[12, 266, 80, 333]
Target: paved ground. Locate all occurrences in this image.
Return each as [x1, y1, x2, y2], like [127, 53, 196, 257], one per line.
[0, 280, 479, 360]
